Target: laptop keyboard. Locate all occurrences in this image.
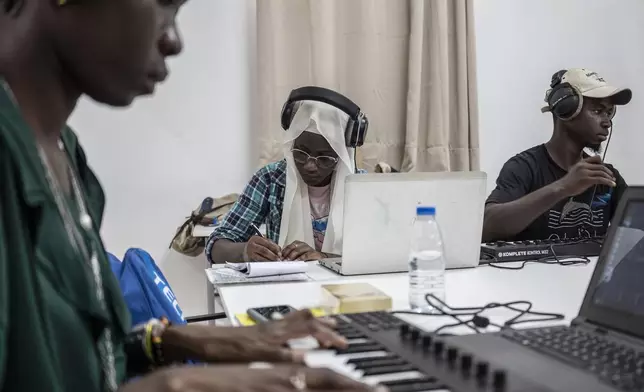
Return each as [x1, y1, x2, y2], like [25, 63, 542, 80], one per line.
[502, 326, 644, 391]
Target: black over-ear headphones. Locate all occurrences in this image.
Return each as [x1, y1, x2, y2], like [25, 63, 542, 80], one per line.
[546, 70, 583, 121]
[281, 86, 369, 148]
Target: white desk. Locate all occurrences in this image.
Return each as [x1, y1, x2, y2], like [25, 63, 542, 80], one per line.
[218, 259, 597, 333]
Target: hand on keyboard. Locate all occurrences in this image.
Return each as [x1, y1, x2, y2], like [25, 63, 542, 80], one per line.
[120, 364, 387, 392]
[164, 309, 347, 363]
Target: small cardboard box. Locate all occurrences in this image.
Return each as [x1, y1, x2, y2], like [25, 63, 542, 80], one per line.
[321, 283, 392, 314]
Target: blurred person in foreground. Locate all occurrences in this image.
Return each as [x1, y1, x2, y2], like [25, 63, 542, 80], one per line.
[0, 0, 383, 391]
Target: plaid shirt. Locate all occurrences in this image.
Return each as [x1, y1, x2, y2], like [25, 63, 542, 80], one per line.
[205, 160, 288, 261]
[205, 159, 364, 262]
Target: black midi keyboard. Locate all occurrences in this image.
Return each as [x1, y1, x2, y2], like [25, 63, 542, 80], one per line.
[480, 237, 603, 263]
[309, 312, 619, 391]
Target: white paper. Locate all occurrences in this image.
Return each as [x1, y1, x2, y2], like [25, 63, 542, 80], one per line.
[205, 267, 309, 286]
[247, 261, 308, 277]
[224, 261, 308, 277]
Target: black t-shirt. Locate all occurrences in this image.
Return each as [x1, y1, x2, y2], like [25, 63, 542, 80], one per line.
[486, 144, 627, 241]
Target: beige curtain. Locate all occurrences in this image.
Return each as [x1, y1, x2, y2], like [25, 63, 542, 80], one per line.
[255, 0, 479, 172]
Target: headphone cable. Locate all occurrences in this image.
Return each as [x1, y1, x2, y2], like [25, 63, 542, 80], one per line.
[583, 123, 613, 238]
[353, 148, 359, 173]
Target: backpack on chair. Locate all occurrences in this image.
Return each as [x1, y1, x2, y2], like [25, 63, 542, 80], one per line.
[108, 248, 186, 327]
[170, 194, 239, 257]
[109, 248, 226, 327]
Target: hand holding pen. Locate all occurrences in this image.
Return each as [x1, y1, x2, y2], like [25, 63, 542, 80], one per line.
[243, 223, 283, 261]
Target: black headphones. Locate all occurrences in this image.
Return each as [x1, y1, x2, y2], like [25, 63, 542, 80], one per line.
[281, 86, 368, 148]
[545, 70, 584, 121]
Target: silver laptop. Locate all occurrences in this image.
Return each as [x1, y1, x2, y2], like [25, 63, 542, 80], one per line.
[320, 171, 487, 275]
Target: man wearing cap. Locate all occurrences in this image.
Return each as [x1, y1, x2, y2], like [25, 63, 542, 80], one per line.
[483, 68, 631, 242]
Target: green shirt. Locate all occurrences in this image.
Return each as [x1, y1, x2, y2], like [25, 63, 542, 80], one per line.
[0, 87, 130, 391]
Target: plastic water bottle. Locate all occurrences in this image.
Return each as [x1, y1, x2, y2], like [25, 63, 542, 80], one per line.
[409, 206, 446, 312]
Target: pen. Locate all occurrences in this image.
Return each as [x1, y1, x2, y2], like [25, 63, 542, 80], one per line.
[250, 223, 283, 260]
[250, 223, 264, 237]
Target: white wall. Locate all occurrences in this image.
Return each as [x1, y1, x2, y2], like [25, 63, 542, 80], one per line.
[70, 0, 256, 261]
[475, 0, 644, 193]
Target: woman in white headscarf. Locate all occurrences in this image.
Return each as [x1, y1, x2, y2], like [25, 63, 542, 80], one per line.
[279, 100, 357, 260]
[207, 98, 360, 263]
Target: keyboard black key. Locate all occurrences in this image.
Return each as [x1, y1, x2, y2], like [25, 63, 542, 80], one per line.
[347, 354, 399, 365]
[342, 331, 368, 340]
[361, 363, 416, 376]
[335, 343, 384, 355]
[380, 377, 445, 392]
[336, 325, 358, 333]
[344, 340, 377, 347]
[388, 382, 446, 392]
[344, 312, 403, 331]
[380, 377, 438, 387]
[352, 357, 407, 370]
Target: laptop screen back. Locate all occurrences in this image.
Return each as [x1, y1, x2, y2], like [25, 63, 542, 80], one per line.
[591, 200, 644, 316]
[580, 188, 644, 337]
[338, 172, 487, 275]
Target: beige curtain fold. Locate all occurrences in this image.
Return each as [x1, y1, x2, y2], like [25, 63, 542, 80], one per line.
[255, 0, 479, 172]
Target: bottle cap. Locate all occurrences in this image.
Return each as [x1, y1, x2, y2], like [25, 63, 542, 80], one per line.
[416, 206, 436, 216]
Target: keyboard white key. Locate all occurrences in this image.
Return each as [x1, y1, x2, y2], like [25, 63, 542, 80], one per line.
[310, 315, 453, 392]
[361, 370, 426, 385]
[344, 338, 371, 345]
[305, 348, 452, 391]
[305, 350, 390, 367]
[289, 337, 371, 351]
[287, 335, 319, 350]
[305, 350, 390, 379]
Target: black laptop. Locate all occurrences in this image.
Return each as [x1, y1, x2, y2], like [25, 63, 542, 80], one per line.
[448, 186, 644, 391]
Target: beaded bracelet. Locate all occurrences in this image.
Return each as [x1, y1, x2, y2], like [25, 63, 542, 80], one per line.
[143, 321, 155, 362]
[124, 322, 155, 375]
[146, 317, 171, 366]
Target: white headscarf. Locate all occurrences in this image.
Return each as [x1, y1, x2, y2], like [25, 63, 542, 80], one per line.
[279, 100, 356, 255]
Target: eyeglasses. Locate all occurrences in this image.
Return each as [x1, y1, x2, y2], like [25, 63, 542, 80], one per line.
[291, 148, 339, 169]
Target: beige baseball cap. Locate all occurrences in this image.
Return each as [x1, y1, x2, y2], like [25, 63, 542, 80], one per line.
[541, 68, 632, 113]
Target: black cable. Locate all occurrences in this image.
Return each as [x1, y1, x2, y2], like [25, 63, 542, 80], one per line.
[353, 148, 358, 173]
[583, 123, 613, 238]
[394, 297, 482, 334]
[504, 307, 565, 327]
[487, 254, 590, 270]
[392, 294, 565, 336]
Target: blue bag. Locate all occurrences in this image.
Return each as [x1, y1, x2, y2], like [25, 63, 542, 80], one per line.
[108, 248, 186, 327]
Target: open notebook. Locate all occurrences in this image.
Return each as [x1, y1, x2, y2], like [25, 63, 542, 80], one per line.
[205, 261, 309, 285]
